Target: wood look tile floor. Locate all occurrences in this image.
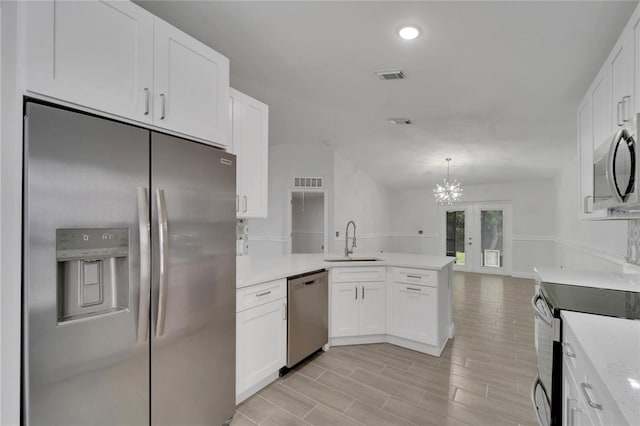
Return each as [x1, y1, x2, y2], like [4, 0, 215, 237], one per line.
[232, 272, 538, 426]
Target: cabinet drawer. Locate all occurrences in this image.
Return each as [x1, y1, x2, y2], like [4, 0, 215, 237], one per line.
[393, 267, 437, 287]
[237, 279, 286, 312]
[331, 267, 386, 283]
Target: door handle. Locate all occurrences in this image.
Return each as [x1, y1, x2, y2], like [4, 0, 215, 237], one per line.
[136, 187, 150, 343]
[159, 93, 166, 120]
[362, 286, 365, 299]
[143, 88, 150, 116]
[531, 293, 552, 327]
[531, 376, 551, 426]
[242, 195, 248, 213]
[617, 101, 623, 126]
[623, 96, 631, 122]
[155, 189, 169, 338]
[584, 195, 593, 214]
[355, 286, 358, 300]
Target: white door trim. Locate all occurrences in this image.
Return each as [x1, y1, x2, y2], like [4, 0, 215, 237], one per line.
[439, 201, 513, 275]
[286, 188, 329, 255]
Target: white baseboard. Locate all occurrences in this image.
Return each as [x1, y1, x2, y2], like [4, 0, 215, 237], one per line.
[386, 335, 447, 357]
[235, 371, 280, 405]
[330, 335, 386, 346]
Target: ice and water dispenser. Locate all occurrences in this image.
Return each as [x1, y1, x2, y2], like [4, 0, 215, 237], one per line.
[56, 228, 129, 323]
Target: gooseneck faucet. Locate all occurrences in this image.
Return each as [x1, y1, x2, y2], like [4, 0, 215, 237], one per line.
[344, 220, 357, 257]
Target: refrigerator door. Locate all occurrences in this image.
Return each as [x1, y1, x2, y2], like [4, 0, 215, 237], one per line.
[23, 102, 150, 425]
[150, 133, 236, 425]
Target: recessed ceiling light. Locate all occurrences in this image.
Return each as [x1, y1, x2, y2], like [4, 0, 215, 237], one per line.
[398, 25, 421, 40]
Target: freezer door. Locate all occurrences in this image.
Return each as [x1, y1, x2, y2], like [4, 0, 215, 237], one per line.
[150, 133, 236, 425]
[23, 102, 150, 425]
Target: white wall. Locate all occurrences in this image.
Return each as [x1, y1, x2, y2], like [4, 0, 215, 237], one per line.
[555, 155, 627, 272]
[333, 153, 391, 254]
[248, 142, 334, 256]
[387, 180, 558, 277]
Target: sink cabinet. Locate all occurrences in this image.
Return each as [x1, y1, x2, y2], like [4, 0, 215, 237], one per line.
[329, 265, 452, 356]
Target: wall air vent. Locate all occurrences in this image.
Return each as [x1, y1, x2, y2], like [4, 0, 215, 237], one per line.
[388, 118, 411, 125]
[375, 69, 405, 80]
[294, 177, 324, 189]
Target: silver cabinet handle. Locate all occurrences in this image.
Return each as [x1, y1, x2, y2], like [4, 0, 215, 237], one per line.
[355, 286, 358, 300]
[407, 286, 421, 292]
[623, 95, 631, 122]
[136, 187, 151, 343]
[160, 93, 166, 120]
[282, 302, 287, 320]
[236, 195, 239, 213]
[155, 188, 169, 338]
[256, 291, 271, 297]
[580, 383, 602, 410]
[584, 195, 593, 214]
[362, 286, 365, 299]
[143, 88, 150, 116]
[242, 195, 247, 213]
[570, 407, 579, 426]
[617, 101, 623, 126]
[563, 342, 576, 358]
[531, 292, 552, 327]
[407, 274, 422, 279]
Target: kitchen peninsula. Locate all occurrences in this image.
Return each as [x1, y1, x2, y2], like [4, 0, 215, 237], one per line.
[235, 252, 455, 403]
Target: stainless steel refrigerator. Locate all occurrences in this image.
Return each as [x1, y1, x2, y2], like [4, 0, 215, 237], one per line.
[23, 101, 236, 425]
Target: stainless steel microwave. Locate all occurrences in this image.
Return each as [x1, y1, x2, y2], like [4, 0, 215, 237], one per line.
[592, 116, 638, 211]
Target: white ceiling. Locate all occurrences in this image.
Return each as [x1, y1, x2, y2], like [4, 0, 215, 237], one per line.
[137, 1, 637, 188]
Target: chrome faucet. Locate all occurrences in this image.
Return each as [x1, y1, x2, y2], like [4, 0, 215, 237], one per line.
[344, 220, 357, 257]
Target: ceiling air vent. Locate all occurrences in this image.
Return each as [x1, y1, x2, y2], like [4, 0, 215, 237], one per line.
[375, 69, 405, 80]
[388, 118, 411, 125]
[294, 177, 324, 189]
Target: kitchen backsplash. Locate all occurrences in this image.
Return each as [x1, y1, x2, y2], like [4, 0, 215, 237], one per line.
[236, 219, 249, 256]
[627, 219, 640, 265]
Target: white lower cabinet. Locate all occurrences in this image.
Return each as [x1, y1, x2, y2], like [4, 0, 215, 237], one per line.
[331, 281, 385, 337]
[563, 360, 595, 426]
[389, 282, 438, 346]
[236, 281, 286, 403]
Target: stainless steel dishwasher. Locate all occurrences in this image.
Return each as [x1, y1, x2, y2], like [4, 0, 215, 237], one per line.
[286, 269, 328, 368]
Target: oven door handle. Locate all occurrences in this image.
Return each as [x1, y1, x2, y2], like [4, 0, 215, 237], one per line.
[531, 375, 551, 426]
[531, 293, 553, 327]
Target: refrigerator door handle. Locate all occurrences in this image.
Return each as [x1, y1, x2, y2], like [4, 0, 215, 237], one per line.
[155, 188, 169, 337]
[136, 187, 151, 342]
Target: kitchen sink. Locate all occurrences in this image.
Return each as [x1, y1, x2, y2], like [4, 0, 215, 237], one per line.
[324, 257, 382, 262]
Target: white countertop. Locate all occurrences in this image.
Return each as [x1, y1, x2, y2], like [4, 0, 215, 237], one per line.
[535, 266, 640, 292]
[562, 311, 640, 425]
[236, 252, 455, 289]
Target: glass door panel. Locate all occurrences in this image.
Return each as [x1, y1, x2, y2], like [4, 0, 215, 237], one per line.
[480, 209, 504, 268]
[443, 206, 473, 271]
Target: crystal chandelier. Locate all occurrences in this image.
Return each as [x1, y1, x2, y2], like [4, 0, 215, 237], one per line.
[433, 158, 462, 205]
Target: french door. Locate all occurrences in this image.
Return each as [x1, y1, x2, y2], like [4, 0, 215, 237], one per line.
[441, 203, 512, 274]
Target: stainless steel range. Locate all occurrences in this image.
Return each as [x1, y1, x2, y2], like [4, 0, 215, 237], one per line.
[531, 268, 640, 426]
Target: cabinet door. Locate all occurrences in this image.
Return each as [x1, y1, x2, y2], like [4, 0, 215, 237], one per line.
[610, 35, 633, 129]
[331, 284, 359, 337]
[238, 95, 269, 218]
[229, 88, 243, 216]
[236, 299, 286, 395]
[359, 282, 386, 336]
[25, 1, 154, 123]
[591, 66, 612, 150]
[578, 95, 596, 219]
[153, 18, 229, 145]
[390, 284, 438, 345]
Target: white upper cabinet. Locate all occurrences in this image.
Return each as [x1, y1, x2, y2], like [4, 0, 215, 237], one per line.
[577, 3, 640, 219]
[23, 1, 229, 147]
[229, 88, 269, 218]
[25, 1, 154, 123]
[153, 19, 229, 145]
